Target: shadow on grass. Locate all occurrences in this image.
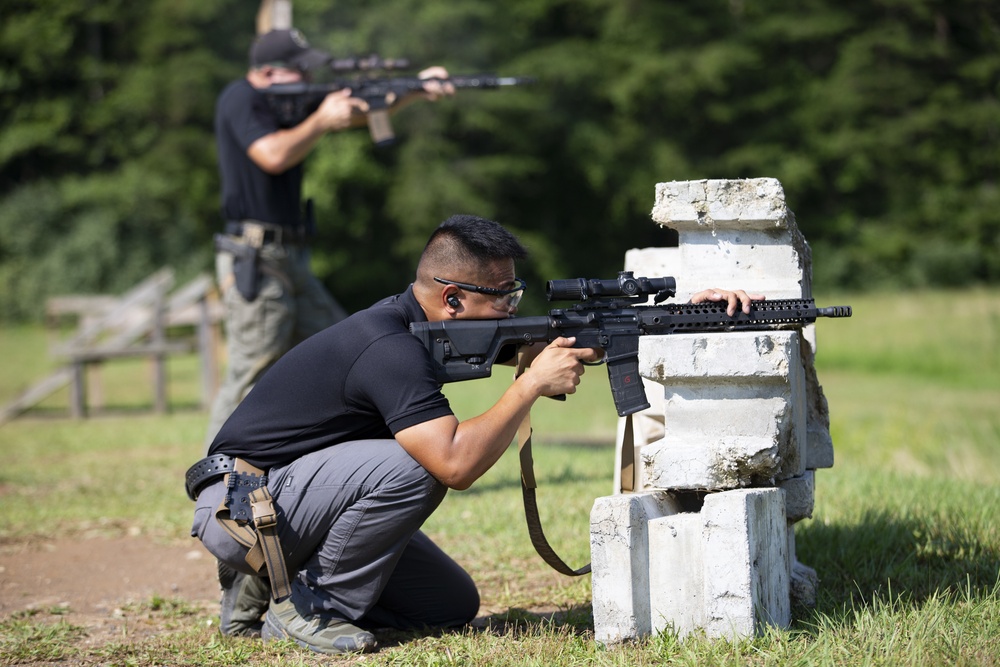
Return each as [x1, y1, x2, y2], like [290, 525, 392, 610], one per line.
[795, 507, 1000, 625]
[372, 604, 595, 649]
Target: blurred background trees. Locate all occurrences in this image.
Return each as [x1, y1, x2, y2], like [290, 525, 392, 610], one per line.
[1, 0, 998, 320]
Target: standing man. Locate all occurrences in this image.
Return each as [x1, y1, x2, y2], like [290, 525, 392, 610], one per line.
[187, 214, 762, 654]
[206, 28, 453, 447]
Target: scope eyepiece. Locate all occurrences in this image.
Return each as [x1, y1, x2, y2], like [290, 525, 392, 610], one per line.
[546, 271, 676, 303]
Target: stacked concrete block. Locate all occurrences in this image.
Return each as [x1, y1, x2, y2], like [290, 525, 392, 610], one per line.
[638, 330, 808, 491]
[591, 487, 791, 642]
[592, 178, 832, 642]
[590, 492, 683, 641]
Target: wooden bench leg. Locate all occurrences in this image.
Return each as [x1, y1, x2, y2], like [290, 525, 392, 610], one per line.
[69, 361, 87, 419]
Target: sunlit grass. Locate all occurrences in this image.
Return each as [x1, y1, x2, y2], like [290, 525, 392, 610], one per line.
[1, 288, 999, 665]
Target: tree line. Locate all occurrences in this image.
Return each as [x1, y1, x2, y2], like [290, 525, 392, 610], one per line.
[1, 0, 998, 321]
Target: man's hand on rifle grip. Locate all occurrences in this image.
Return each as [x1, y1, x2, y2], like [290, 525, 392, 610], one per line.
[519, 337, 603, 399]
[316, 88, 369, 130]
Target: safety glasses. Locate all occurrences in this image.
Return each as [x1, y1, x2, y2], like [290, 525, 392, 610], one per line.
[434, 276, 527, 312]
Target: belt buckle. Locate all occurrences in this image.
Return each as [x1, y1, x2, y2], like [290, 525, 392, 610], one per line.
[242, 223, 266, 248]
[251, 495, 277, 530]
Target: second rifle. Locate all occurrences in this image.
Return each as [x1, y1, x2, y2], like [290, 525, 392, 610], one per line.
[263, 74, 534, 146]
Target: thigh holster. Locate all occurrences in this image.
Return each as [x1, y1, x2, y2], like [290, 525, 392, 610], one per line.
[186, 456, 292, 601]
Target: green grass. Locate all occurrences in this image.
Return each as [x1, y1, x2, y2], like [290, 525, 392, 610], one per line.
[1, 288, 999, 665]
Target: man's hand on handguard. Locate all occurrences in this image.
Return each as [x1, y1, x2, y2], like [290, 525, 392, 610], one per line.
[417, 66, 456, 100]
[519, 337, 603, 398]
[689, 288, 765, 316]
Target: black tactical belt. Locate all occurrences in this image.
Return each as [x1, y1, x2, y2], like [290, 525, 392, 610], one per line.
[225, 221, 308, 245]
[185, 454, 237, 501]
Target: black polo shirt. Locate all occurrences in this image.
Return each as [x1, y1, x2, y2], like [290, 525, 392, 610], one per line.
[209, 286, 454, 469]
[215, 78, 304, 226]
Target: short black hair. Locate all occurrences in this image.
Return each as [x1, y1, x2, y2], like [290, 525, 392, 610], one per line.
[421, 215, 528, 269]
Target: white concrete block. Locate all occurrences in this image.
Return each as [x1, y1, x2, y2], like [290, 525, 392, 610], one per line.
[594, 178, 833, 643]
[642, 435, 782, 491]
[803, 348, 835, 470]
[779, 471, 815, 521]
[702, 489, 790, 639]
[807, 426, 835, 469]
[644, 178, 813, 302]
[649, 513, 705, 636]
[652, 179, 792, 231]
[591, 492, 683, 644]
[623, 247, 681, 296]
[637, 331, 807, 489]
[787, 525, 819, 608]
[639, 331, 801, 382]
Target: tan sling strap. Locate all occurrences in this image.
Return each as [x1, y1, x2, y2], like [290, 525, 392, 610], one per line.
[515, 349, 591, 577]
[619, 412, 636, 493]
[214, 458, 293, 601]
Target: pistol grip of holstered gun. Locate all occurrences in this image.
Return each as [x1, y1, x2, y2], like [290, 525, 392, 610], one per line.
[214, 234, 261, 303]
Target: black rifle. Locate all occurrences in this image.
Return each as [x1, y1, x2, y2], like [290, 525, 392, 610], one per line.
[263, 74, 534, 146]
[410, 272, 853, 417]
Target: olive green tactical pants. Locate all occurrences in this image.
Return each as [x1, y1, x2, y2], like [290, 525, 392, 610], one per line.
[204, 242, 348, 449]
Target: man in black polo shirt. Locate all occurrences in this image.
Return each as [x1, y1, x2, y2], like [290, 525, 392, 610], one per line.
[205, 27, 454, 448]
[189, 214, 762, 655]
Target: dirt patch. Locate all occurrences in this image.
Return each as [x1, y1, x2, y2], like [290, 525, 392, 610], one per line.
[0, 535, 218, 642]
[0, 534, 587, 665]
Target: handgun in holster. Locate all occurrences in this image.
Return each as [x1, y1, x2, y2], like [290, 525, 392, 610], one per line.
[214, 233, 261, 302]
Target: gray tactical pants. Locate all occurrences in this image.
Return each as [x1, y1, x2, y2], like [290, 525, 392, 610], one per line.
[192, 439, 481, 630]
[203, 242, 348, 449]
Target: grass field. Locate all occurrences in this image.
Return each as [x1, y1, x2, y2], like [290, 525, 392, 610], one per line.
[1, 289, 999, 665]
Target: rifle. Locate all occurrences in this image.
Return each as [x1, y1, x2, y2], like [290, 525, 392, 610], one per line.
[410, 272, 853, 417]
[262, 74, 534, 146]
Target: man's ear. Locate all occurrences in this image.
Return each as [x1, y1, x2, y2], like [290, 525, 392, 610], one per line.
[443, 286, 461, 314]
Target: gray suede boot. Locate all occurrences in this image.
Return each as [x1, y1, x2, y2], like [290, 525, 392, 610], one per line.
[217, 560, 271, 637]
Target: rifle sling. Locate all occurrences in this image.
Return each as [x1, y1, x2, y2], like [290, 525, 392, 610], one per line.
[516, 350, 591, 577]
[619, 413, 635, 493]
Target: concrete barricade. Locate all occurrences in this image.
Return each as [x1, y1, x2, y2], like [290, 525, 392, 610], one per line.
[591, 178, 833, 641]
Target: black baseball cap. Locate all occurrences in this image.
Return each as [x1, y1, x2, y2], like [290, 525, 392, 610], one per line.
[249, 29, 330, 71]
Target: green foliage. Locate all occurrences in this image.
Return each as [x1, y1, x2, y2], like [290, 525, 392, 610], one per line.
[2, 1, 1000, 321]
[0, 0, 250, 319]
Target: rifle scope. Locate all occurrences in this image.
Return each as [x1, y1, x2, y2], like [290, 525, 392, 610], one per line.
[328, 54, 411, 71]
[546, 271, 676, 303]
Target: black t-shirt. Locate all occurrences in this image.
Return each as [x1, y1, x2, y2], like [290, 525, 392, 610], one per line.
[214, 78, 304, 226]
[208, 287, 455, 470]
